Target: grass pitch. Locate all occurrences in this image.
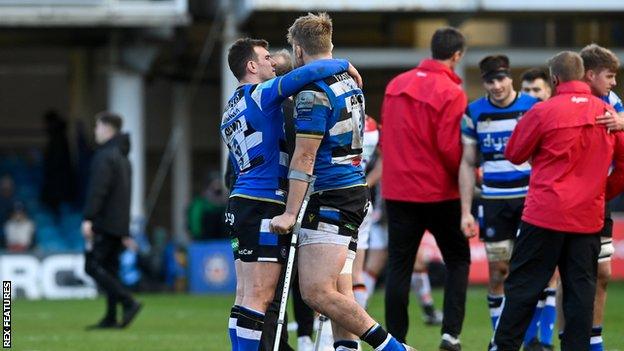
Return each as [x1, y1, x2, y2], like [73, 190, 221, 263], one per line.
[14, 284, 624, 350]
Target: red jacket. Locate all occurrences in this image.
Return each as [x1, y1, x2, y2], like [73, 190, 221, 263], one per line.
[381, 59, 467, 202]
[505, 81, 624, 233]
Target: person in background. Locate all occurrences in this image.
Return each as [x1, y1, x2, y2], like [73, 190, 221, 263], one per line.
[82, 111, 142, 329]
[381, 27, 470, 351]
[520, 68, 553, 101]
[4, 202, 34, 252]
[490, 51, 624, 351]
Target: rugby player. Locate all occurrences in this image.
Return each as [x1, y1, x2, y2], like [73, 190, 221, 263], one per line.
[520, 68, 552, 101]
[459, 55, 541, 349]
[270, 12, 416, 351]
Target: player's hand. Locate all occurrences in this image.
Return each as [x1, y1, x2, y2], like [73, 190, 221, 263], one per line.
[270, 213, 297, 235]
[81, 220, 94, 241]
[347, 63, 363, 88]
[461, 213, 478, 238]
[596, 112, 624, 132]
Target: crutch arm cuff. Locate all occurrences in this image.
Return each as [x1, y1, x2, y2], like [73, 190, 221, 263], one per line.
[288, 169, 315, 183]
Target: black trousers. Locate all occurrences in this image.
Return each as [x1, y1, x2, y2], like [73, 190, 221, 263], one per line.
[292, 268, 314, 338]
[492, 222, 600, 351]
[384, 199, 470, 342]
[84, 234, 134, 320]
[260, 256, 294, 351]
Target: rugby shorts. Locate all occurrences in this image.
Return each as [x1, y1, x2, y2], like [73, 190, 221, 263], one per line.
[298, 185, 369, 252]
[225, 196, 289, 263]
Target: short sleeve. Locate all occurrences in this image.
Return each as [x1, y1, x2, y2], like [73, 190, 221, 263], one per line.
[294, 86, 331, 139]
[461, 107, 478, 145]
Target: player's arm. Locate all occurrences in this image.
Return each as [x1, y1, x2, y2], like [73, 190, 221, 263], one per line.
[596, 92, 624, 131]
[459, 142, 478, 238]
[270, 88, 329, 234]
[505, 108, 541, 164]
[459, 109, 479, 238]
[436, 90, 467, 175]
[270, 136, 322, 235]
[607, 131, 624, 200]
[277, 59, 363, 98]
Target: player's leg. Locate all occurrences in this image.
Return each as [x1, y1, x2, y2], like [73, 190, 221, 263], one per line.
[412, 248, 442, 325]
[385, 200, 425, 343]
[331, 250, 361, 350]
[232, 198, 286, 351]
[363, 222, 388, 297]
[591, 242, 613, 351]
[480, 199, 515, 333]
[229, 260, 243, 351]
[353, 202, 372, 308]
[292, 269, 315, 351]
[559, 234, 600, 351]
[226, 201, 243, 351]
[538, 273, 558, 350]
[298, 243, 409, 350]
[428, 200, 470, 351]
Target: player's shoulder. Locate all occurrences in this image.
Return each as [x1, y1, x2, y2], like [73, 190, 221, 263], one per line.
[467, 96, 489, 115]
[516, 92, 540, 106]
[294, 84, 330, 112]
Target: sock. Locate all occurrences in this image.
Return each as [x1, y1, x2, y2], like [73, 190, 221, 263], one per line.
[362, 270, 377, 298]
[229, 305, 240, 351]
[236, 306, 264, 351]
[590, 326, 603, 351]
[539, 288, 557, 346]
[524, 296, 544, 345]
[361, 324, 405, 351]
[334, 339, 359, 351]
[412, 272, 433, 306]
[487, 294, 504, 330]
[353, 283, 369, 309]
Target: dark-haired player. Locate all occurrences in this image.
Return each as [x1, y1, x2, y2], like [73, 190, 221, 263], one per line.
[459, 55, 543, 349]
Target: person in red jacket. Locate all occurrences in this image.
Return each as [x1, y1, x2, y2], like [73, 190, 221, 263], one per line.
[489, 51, 624, 351]
[381, 27, 470, 351]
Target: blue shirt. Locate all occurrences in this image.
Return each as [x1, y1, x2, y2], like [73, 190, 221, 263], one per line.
[220, 59, 349, 204]
[602, 91, 624, 112]
[294, 71, 366, 192]
[462, 93, 539, 199]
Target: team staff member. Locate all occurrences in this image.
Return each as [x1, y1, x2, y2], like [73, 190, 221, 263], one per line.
[271, 12, 416, 351]
[459, 55, 547, 349]
[578, 43, 623, 351]
[490, 51, 624, 351]
[518, 67, 559, 351]
[381, 27, 470, 351]
[221, 37, 358, 351]
[82, 112, 141, 329]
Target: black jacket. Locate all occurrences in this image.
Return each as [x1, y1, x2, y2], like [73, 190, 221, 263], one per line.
[84, 133, 132, 237]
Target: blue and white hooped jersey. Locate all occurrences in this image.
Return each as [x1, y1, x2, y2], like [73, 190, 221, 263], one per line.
[462, 93, 539, 199]
[602, 91, 624, 113]
[220, 59, 350, 204]
[294, 71, 367, 192]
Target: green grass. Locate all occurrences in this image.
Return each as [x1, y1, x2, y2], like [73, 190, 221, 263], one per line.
[13, 284, 624, 350]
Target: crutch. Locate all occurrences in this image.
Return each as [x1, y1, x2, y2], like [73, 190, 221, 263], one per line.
[313, 314, 329, 351]
[273, 172, 316, 351]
